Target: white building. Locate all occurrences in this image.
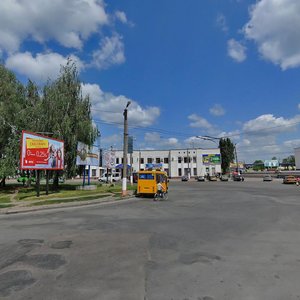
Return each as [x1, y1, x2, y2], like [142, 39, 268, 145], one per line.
[89, 147, 221, 178]
[295, 147, 300, 170]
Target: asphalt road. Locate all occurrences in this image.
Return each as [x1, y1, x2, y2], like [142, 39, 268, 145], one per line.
[1, 178, 300, 300]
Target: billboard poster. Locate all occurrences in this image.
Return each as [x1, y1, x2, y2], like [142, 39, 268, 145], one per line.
[20, 131, 64, 170]
[264, 160, 279, 168]
[76, 142, 99, 166]
[103, 149, 116, 168]
[202, 154, 221, 164]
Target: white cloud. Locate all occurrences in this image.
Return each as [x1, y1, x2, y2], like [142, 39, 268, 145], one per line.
[92, 34, 125, 69]
[188, 114, 214, 129]
[81, 83, 160, 127]
[242, 114, 300, 136]
[5, 52, 83, 82]
[0, 0, 109, 52]
[209, 104, 226, 116]
[216, 13, 228, 33]
[244, 0, 300, 70]
[227, 39, 247, 62]
[284, 139, 300, 149]
[115, 11, 128, 24]
[144, 132, 179, 148]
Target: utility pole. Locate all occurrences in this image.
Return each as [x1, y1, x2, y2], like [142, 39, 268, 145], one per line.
[187, 148, 190, 179]
[122, 101, 131, 196]
[234, 144, 239, 174]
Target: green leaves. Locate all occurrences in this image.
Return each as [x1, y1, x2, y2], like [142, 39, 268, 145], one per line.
[0, 59, 98, 181]
[219, 138, 235, 174]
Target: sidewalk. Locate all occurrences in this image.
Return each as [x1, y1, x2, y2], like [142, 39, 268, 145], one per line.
[0, 190, 136, 215]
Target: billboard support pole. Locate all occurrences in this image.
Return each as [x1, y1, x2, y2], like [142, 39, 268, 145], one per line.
[46, 170, 49, 195]
[36, 170, 40, 197]
[88, 165, 91, 185]
[83, 166, 85, 186]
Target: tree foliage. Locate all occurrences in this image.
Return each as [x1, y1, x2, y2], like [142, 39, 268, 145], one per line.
[219, 138, 235, 173]
[0, 60, 98, 184]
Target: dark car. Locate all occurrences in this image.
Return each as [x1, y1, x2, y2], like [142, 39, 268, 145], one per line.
[181, 175, 189, 181]
[233, 174, 244, 181]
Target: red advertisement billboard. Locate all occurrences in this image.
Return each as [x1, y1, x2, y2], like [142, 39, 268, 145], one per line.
[20, 131, 64, 170]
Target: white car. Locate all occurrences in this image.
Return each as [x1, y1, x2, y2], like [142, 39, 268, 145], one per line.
[98, 173, 121, 182]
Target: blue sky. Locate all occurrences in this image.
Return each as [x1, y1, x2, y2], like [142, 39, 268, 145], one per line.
[2, 0, 300, 163]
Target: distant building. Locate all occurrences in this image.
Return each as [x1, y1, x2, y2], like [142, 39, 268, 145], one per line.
[295, 147, 300, 170]
[88, 147, 221, 178]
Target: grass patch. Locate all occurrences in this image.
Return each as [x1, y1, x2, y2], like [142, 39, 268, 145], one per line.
[0, 203, 14, 209]
[17, 184, 124, 201]
[31, 194, 110, 206]
[0, 196, 11, 203]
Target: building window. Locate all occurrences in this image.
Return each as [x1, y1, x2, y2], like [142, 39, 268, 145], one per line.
[178, 168, 182, 176]
[164, 157, 169, 163]
[92, 169, 96, 177]
[193, 156, 196, 163]
[141, 158, 144, 164]
[116, 157, 119, 164]
[147, 158, 153, 163]
[178, 157, 182, 163]
[184, 157, 188, 163]
[156, 157, 161, 163]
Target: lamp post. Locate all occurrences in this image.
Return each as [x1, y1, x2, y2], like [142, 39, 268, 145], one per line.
[122, 101, 131, 197]
[195, 135, 220, 177]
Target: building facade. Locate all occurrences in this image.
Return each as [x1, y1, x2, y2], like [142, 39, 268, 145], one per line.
[89, 147, 221, 178]
[295, 147, 300, 170]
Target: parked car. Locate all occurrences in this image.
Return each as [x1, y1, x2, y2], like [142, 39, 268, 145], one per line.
[208, 175, 217, 181]
[99, 172, 121, 182]
[49, 177, 65, 183]
[220, 175, 229, 181]
[283, 175, 297, 184]
[196, 175, 205, 182]
[263, 175, 273, 182]
[181, 175, 189, 181]
[233, 174, 244, 181]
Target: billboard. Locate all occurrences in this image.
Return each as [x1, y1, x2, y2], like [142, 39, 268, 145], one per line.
[20, 131, 64, 170]
[202, 154, 221, 164]
[264, 160, 279, 168]
[76, 142, 99, 166]
[103, 149, 116, 168]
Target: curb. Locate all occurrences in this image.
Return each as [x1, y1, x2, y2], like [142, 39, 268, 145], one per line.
[1, 194, 137, 215]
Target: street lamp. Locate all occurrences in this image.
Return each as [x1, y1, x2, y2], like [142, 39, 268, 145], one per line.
[122, 101, 131, 197]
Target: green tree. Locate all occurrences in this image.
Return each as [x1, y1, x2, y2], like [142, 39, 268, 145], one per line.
[253, 160, 264, 171]
[219, 138, 235, 174]
[40, 60, 98, 179]
[0, 65, 25, 186]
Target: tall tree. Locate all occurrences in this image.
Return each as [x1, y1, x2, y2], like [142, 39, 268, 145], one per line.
[219, 138, 235, 174]
[40, 60, 98, 178]
[0, 65, 25, 186]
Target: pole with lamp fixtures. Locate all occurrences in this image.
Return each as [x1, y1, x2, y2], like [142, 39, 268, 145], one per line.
[122, 101, 131, 197]
[196, 135, 239, 175]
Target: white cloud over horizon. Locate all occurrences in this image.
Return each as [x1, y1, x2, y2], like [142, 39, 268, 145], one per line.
[5, 52, 83, 82]
[81, 83, 160, 127]
[244, 0, 300, 70]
